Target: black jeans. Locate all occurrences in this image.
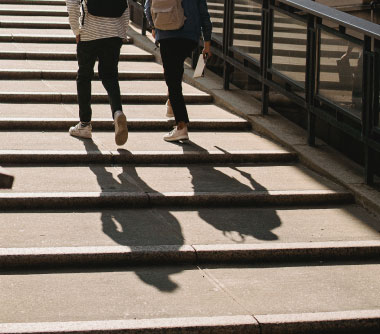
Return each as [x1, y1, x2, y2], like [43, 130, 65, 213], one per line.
[159, 38, 198, 124]
[76, 37, 123, 122]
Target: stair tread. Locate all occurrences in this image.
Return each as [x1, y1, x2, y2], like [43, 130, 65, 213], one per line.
[0, 103, 241, 119]
[0, 59, 162, 71]
[1, 262, 380, 323]
[0, 206, 379, 248]
[0, 15, 68, 22]
[0, 80, 208, 95]
[0, 131, 284, 152]
[1, 164, 346, 194]
[0, 42, 148, 54]
[0, 4, 65, 10]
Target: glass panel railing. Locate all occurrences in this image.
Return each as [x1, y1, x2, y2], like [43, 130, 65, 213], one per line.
[318, 30, 363, 119]
[232, 0, 262, 61]
[271, 11, 307, 87]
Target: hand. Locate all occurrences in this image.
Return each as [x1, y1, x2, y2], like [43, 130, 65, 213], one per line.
[76, 35, 80, 44]
[202, 41, 212, 59]
[151, 28, 156, 39]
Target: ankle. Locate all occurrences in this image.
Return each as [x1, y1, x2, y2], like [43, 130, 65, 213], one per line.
[177, 122, 187, 130]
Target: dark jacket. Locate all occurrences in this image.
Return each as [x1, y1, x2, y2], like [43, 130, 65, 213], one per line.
[144, 0, 212, 42]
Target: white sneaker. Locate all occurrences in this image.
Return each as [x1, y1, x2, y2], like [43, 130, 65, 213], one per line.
[163, 126, 189, 142]
[114, 110, 128, 146]
[69, 122, 92, 139]
[166, 100, 174, 118]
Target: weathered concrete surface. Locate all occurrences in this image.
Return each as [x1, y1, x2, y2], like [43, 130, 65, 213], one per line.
[0, 266, 249, 323]
[0, 164, 345, 194]
[0, 59, 163, 71]
[0, 103, 243, 120]
[0, 131, 287, 152]
[1, 263, 380, 323]
[201, 262, 380, 315]
[0, 80, 206, 95]
[0, 206, 379, 248]
[0, 316, 259, 334]
[0, 42, 147, 54]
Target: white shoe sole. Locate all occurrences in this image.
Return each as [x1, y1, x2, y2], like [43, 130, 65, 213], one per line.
[69, 129, 92, 139]
[164, 134, 189, 142]
[115, 113, 128, 146]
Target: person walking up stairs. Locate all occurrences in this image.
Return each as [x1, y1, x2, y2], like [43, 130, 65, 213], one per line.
[66, 0, 129, 145]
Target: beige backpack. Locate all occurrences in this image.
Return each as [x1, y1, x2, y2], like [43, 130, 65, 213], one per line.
[150, 0, 186, 30]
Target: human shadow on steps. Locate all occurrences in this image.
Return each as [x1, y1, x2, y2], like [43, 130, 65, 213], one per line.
[81, 138, 186, 293]
[168, 139, 282, 242]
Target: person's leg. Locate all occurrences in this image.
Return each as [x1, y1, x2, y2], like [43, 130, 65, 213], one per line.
[160, 38, 197, 127]
[76, 40, 97, 123]
[97, 37, 123, 119]
[97, 37, 127, 145]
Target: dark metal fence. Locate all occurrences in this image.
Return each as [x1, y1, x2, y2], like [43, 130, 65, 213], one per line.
[129, 0, 380, 184]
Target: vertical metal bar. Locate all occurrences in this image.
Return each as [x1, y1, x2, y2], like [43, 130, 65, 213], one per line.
[261, 0, 272, 115]
[374, 38, 380, 127]
[223, 0, 234, 90]
[306, 15, 317, 146]
[363, 36, 375, 184]
[142, 0, 147, 35]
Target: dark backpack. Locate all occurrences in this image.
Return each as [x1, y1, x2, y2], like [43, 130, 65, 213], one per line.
[83, 0, 128, 18]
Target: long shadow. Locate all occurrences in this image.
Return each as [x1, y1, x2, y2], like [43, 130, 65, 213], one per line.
[81, 138, 185, 292]
[173, 139, 281, 242]
[80, 135, 281, 290]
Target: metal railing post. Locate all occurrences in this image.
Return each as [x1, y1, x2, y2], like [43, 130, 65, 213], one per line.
[305, 15, 318, 146]
[363, 36, 375, 184]
[260, 0, 273, 115]
[223, 0, 234, 90]
[142, 0, 147, 35]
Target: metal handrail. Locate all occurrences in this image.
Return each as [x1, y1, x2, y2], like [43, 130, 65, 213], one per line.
[129, 0, 379, 184]
[281, 0, 380, 38]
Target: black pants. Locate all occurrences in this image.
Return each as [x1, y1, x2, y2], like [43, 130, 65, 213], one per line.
[159, 38, 198, 124]
[76, 37, 123, 122]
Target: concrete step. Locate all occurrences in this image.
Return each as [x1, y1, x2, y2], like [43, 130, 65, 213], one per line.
[0, 5, 67, 16]
[0, 79, 212, 103]
[0, 69, 163, 80]
[0, 93, 211, 104]
[0, 33, 132, 44]
[0, 59, 161, 70]
[1, 263, 380, 334]
[0, 59, 163, 80]
[0, 118, 251, 131]
[0, 0, 65, 4]
[0, 20, 70, 29]
[0, 28, 76, 36]
[2, 205, 379, 248]
[0, 103, 242, 120]
[0, 312, 380, 334]
[0, 163, 353, 209]
[0, 42, 149, 56]
[0, 130, 296, 164]
[0, 189, 353, 210]
[0, 50, 154, 61]
[2, 240, 380, 269]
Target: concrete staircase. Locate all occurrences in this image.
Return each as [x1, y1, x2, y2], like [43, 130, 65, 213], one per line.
[0, 1, 380, 333]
